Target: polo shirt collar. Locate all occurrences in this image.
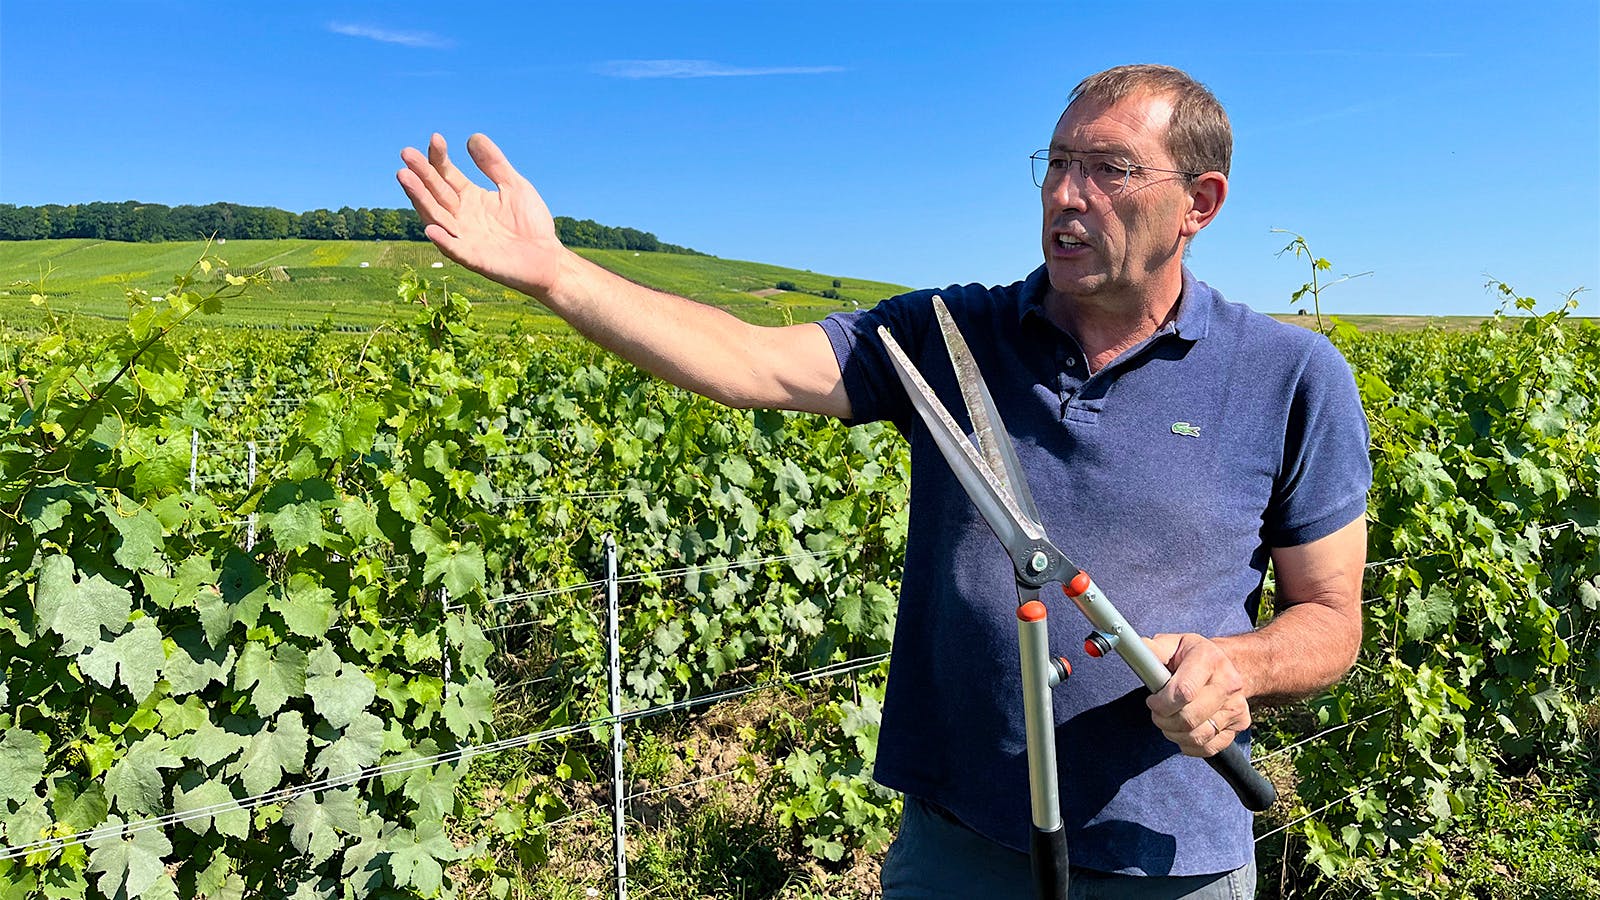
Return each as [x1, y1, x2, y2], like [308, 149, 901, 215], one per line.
[1017, 265, 1215, 343]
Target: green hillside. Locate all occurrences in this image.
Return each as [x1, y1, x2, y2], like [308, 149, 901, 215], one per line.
[1, 238, 1540, 335]
[0, 238, 910, 332]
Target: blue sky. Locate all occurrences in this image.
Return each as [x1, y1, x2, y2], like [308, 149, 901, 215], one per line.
[2, 1, 1596, 316]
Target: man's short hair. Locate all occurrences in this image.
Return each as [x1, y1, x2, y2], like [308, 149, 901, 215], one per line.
[1068, 65, 1232, 179]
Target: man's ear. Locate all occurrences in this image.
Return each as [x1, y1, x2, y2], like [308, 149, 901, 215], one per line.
[1182, 172, 1228, 237]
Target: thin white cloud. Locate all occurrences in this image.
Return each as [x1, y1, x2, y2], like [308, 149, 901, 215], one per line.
[598, 59, 844, 79]
[328, 22, 454, 49]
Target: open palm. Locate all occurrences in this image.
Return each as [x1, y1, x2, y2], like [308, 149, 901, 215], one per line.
[396, 133, 563, 296]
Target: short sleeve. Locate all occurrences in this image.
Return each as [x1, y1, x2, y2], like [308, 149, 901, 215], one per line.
[1263, 338, 1372, 547]
[817, 289, 942, 432]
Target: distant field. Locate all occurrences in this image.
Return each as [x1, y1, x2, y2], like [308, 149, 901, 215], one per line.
[0, 238, 1560, 335]
[0, 238, 910, 332]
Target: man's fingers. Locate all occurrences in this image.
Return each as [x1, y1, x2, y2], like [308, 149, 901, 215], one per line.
[1143, 633, 1182, 668]
[422, 222, 468, 264]
[466, 133, 522, 190]
[428, 133, 474, 194]
[396, 167, 459, 236]
[400, 146, 462, 218]
[1159, 701, 1252, 757]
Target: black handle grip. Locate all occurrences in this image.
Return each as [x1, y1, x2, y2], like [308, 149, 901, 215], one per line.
[1029, 823, 1070, 900]
[1207, 741, 1277, 811]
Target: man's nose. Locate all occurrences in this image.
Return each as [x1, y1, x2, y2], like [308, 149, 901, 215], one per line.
[1044, 166, 1090, 211]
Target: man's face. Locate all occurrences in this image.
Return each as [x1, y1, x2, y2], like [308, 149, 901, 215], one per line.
[1040, 93, 1197, 303]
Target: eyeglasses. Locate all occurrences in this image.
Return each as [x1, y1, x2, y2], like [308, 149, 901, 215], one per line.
[1030, 150, 1201, 193]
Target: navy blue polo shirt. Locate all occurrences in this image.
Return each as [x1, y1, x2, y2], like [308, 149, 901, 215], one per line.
[817, 266, 1370, 876]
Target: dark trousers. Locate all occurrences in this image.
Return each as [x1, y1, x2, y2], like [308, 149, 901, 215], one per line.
[880, 797, 1255, 900]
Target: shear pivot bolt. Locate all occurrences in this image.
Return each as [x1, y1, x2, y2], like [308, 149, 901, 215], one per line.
[1028, 551, 1048, 573]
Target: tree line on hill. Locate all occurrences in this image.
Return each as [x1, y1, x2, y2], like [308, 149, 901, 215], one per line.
[0, 201, 704, 255]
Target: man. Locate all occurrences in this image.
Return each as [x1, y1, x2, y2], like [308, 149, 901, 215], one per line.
[398, 64, 1369, 899]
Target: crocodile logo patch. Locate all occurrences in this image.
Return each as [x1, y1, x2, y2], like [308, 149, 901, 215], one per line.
[1171, 422, 1201, 438]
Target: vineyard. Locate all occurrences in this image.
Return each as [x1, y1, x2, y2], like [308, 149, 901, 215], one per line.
[0, 256, 1596, 899]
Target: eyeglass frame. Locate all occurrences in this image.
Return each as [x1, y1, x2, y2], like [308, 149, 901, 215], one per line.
[1030, 149, 1204, 193]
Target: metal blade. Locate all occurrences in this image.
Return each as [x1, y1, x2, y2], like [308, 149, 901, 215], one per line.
[932, 296, 1043, 527]
[878, 325, 1042, 552]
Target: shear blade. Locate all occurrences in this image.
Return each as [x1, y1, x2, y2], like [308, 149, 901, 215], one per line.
[877, 320, 1042, 551]
[932, 297, 1043, 526]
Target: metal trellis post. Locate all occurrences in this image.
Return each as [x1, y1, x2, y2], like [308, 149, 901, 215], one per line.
[441, 588, 451, 700]
[245, 440, 258, 550]
[189, 429, 199, 492]
[605, 534, 628, 900]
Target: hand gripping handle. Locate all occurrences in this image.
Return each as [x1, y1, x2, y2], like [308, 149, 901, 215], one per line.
[1064, 572, 1278, 812]
[1207, 738, 1278, 812]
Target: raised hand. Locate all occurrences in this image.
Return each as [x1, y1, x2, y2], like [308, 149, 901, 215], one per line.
[396, 133, 565, 297]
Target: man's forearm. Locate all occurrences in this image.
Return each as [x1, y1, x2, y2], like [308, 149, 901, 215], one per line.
[1215, 599, 1362, 707]
[533, 248, 851, 417]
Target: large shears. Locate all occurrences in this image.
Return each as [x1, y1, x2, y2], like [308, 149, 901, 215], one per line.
[879, 298, 1276, 899]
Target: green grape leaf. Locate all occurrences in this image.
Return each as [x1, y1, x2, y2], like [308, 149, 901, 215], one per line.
[0, 728, 46, 807]
[337, 497, 385, 546]
[440, 677, 493, 740]
[103, 500, 165, 573]
[432, 542, 485, 598]
[87, 815, 173, 899]
[282, 792, 343, 866]
[195, 851, 244, 900]
[105, 734, 182, 816]
[172, 718, 249, 768]
[208, 549, 270, 643]
[387, 478, 431, 524]
[1397, 451, 1454, 503]
[172, 774, 248, 838]
[79, 616, 164, 701]
[313, 711, 384, 778]
[1404, 584, 1458, 641]
[260, 480, 336, 550]
[305, 645, 377, 729]
[162, 631, 235, 696]
[131, 434, 187, 495]
[301, 394, 380, 458]
[444, 614, 493, 672]
[22, 482, 88, 535]
[775, 459, 813, 502]
[49, 780, 109, 833]
[400, 762, 459, 821]
[142, 554, 217, 611]
[264, 501, 327, 551]
[233, 642, 309, 717]
[4, 794, 51, 848]
[386, 821, 456, 896]
[722, 455, 755, 488]
[229, 711, 309, 797]
[272, 574, 336, 637]
[156, 696, 208, 736]
[35, 555, 132, 653]
[401, 629, 442, 664]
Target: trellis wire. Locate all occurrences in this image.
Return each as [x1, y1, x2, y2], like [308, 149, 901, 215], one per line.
[1254, 780, 1380, 844]
[0, 653, 891, 862]
[1254, 708, 1386, 765]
